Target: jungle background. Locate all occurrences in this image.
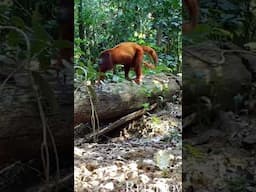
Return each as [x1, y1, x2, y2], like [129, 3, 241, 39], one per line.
[74, 0, 256, 191]
[74, 0, 182, 85]
[0, 0, 256, 191]
[185, 0, 256, 45]
[74, 0, 256, 85]
[73, 0, 183, 191]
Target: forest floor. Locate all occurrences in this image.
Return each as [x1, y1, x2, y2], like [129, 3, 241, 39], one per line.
[74, 98, 182, 192]
[183, 111, 256, 191]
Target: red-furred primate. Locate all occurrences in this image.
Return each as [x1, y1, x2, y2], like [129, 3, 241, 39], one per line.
[183, 0, 199, 32]
[98, 42, 158, 84]
[98, 1, 198, 84]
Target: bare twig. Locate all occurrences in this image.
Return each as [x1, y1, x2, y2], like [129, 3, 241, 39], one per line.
[87, 85, 100, 142]
[84, 103, 158, 142]
[30, 74, 50, 185]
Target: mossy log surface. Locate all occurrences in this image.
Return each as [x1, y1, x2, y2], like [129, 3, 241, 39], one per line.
[74, 73, 181, 126]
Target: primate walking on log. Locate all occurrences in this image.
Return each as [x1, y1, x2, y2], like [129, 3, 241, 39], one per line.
[98, 1, 198, 84]
[98, 42, 158, 84]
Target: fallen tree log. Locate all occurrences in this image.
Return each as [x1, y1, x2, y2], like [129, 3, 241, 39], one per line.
[83, 103, 158, 142]
[183, 41, 253, 115]
[74, 73, 181, 126]
[0, 56, 73, 165]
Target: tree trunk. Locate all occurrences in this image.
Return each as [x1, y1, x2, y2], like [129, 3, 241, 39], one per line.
[78, 0, 85, 52]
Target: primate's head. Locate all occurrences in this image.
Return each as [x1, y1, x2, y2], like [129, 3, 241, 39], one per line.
[98, 51, 113, 72]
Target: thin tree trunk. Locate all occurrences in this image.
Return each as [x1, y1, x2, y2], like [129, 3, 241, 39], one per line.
[78, 0, 85, 52]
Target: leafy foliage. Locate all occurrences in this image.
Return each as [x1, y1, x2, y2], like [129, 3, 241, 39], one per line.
[185, 0, 256, 46]
[0, 1, 70, 69]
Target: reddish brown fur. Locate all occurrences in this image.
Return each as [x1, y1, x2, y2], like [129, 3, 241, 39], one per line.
[183, 0, 199, 33]
[99, 42, 158, 84]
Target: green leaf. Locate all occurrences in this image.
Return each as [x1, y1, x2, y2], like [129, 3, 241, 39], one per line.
[31, 23, 51, 55]
[184, 144, 205, 159]
[6, 31, 22, 47]
[212, 28, 233, 40]
[142, 102, 150, 109]
[32, 23, 51, 42]
[11, 16, 25, 29]
[31, 39, 48, 56]
[152, 116, 161, 124]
